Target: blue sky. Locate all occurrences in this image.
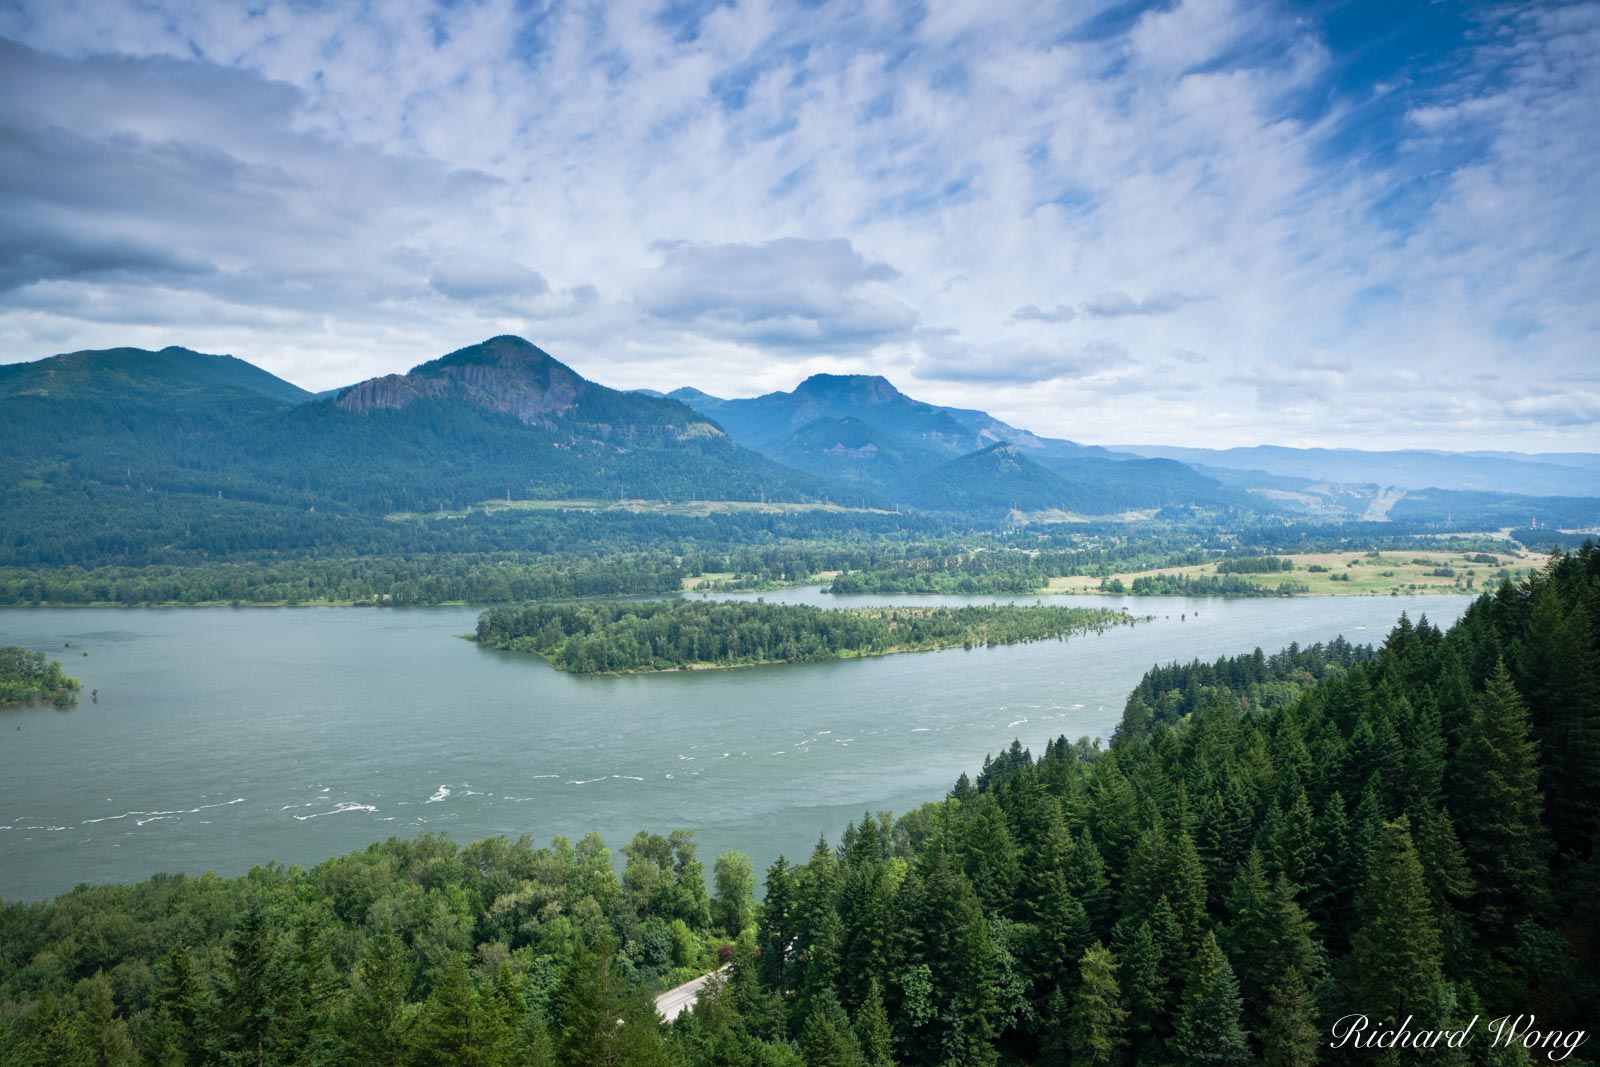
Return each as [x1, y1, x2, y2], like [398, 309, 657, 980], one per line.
[0, 0, 1595, 449]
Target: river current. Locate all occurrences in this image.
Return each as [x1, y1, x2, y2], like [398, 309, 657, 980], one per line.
[0, 590, 1470, 901]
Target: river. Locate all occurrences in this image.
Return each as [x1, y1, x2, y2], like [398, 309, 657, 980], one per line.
[0, 591, 1470, 901]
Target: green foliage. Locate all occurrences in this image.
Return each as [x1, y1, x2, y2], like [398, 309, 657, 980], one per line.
[476, 599, 1136, 673]
[0, 646, 80, 707]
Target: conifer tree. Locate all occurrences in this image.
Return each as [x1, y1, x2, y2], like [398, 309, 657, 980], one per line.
[1067, 942, 1125, 1067]
[1349, 817, 1445, 1028]
[212, 903, 288, 1067]
[799, 990, 867, 1067]
[1170, 933, 1248, 1067]
[338, 930, 412, 1066]
[1260, 967, 1319, 1067]
[1452, 663, 1553, 922]
[144, 946, 207, 1067]
[79, 971, 136, 1067]
[853, 980, 895, 1067]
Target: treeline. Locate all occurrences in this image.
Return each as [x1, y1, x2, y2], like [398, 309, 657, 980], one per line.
[0, 554, 687, 607]
[475, 600, 1135, 673]
[0, 646, 80, 707]
[825, 544, 1218, 596]
[1215, 555, 1293, 574]
[1104, 573, 1309, 597]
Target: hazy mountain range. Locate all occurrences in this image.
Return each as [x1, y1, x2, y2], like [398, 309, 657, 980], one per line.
[1115, 444, 1599, 498]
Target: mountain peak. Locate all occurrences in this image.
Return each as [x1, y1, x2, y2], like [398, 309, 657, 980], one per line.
[339, 336, 585, 421]
[794, 373, 904, 404]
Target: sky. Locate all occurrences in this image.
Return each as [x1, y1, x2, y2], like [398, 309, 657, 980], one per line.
[0, 0, 1596, 451]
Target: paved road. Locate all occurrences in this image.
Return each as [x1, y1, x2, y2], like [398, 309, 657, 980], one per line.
[655, 965, 731, 1023]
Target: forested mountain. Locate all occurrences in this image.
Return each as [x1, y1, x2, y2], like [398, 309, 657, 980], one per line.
[3, 547, 1593, 1065]
[666, 373, 1090, 460]
[904, 444, 1239, 518]
[666, 375, 1246, 515]
[0, 337, 844, 551]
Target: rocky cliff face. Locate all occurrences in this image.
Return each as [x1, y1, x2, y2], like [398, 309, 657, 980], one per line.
[337, 336, 585, 424]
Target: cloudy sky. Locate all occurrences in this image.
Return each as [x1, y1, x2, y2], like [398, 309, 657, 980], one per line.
[1, 0, 1595, 450]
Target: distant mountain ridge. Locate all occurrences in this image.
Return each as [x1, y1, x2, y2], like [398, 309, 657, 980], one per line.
[1115, 444, 1600, 498]
[663, 372, 1238, 515]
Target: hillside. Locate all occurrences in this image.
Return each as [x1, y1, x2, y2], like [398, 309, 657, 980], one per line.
[0, 337, 847, 565]
[906, 443, 1239, 517]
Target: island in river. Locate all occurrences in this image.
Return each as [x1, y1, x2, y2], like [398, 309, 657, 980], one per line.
[473, 599, 1140, 674]
[0, 646, 80, 708]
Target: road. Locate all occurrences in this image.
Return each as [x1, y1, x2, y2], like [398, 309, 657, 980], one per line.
[654, 965, 731, 1023]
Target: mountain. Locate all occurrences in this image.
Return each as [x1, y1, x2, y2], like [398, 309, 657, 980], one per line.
[1114, 444, 1600, 498]
[670, 373, 1109, 462]
[0, 345, 314, 501]
[247, 336, 833, 511]
[904, 443, 1239, 518]
[0, 337, 856, 567]
[666, 372, 1244, 514]
[0, 344, 313, 406]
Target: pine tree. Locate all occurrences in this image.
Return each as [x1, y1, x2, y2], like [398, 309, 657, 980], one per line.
[1067, 943, 1125, 1067]
[1066, 829, 1113, 934]
[1453, 663, 1553, 921]
[854, 980, 895, 1067]
[759, 855, 797, 998]
[799, 990, 866, 1067]
[1170, 933, 1248, 1067]
[78, 971, 136, 1067]
[409, 954, 509, 1067]
[144, 945, 207, 1067]
[338, 929, 412, 1065]
[212, 903, 287, 1067]
[1118, 920, 1170, 1063]
[1259, 967, 1319, 1067]
[1514, 582, 1600, 859]
[1349, 817, 1445, 1028]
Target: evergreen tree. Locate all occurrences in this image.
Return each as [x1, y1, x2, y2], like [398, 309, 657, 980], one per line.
[798, 990, 866, 1067]
[1259, 967, 1319, 1067]
[853, 980, 895, 1067]
[1452, 663, 1553, 923]
[1170, 933, 1248, 1067]
[144, 946, 207, 1067]
[78, 972, 136, 1067]
[1067, 942, 1125, 1067]
[338, 929, 412, 1066]
[1118, 920, 1169, 1064]
[1349, 817, 1446, 1028]
[211, 904, 288, 1067]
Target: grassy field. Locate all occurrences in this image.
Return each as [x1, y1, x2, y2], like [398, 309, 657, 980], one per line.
[389, 498, 892, 521]
[1044, 547, 1551, 597]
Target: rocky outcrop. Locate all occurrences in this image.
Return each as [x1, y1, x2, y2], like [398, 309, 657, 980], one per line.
[337, 336, 585, 425]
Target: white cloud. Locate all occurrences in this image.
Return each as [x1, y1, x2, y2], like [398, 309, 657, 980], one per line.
[0, 0, 1592, 449]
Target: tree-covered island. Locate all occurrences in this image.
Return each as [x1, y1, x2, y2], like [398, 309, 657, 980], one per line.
[0, 646, 81, 708]
[474, 600, 1140, 674]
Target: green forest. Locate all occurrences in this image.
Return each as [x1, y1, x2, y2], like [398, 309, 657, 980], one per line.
[0, 646, 80, 708]
[474, 600, 1136, 674]
[3, 547, 1595, 1064]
